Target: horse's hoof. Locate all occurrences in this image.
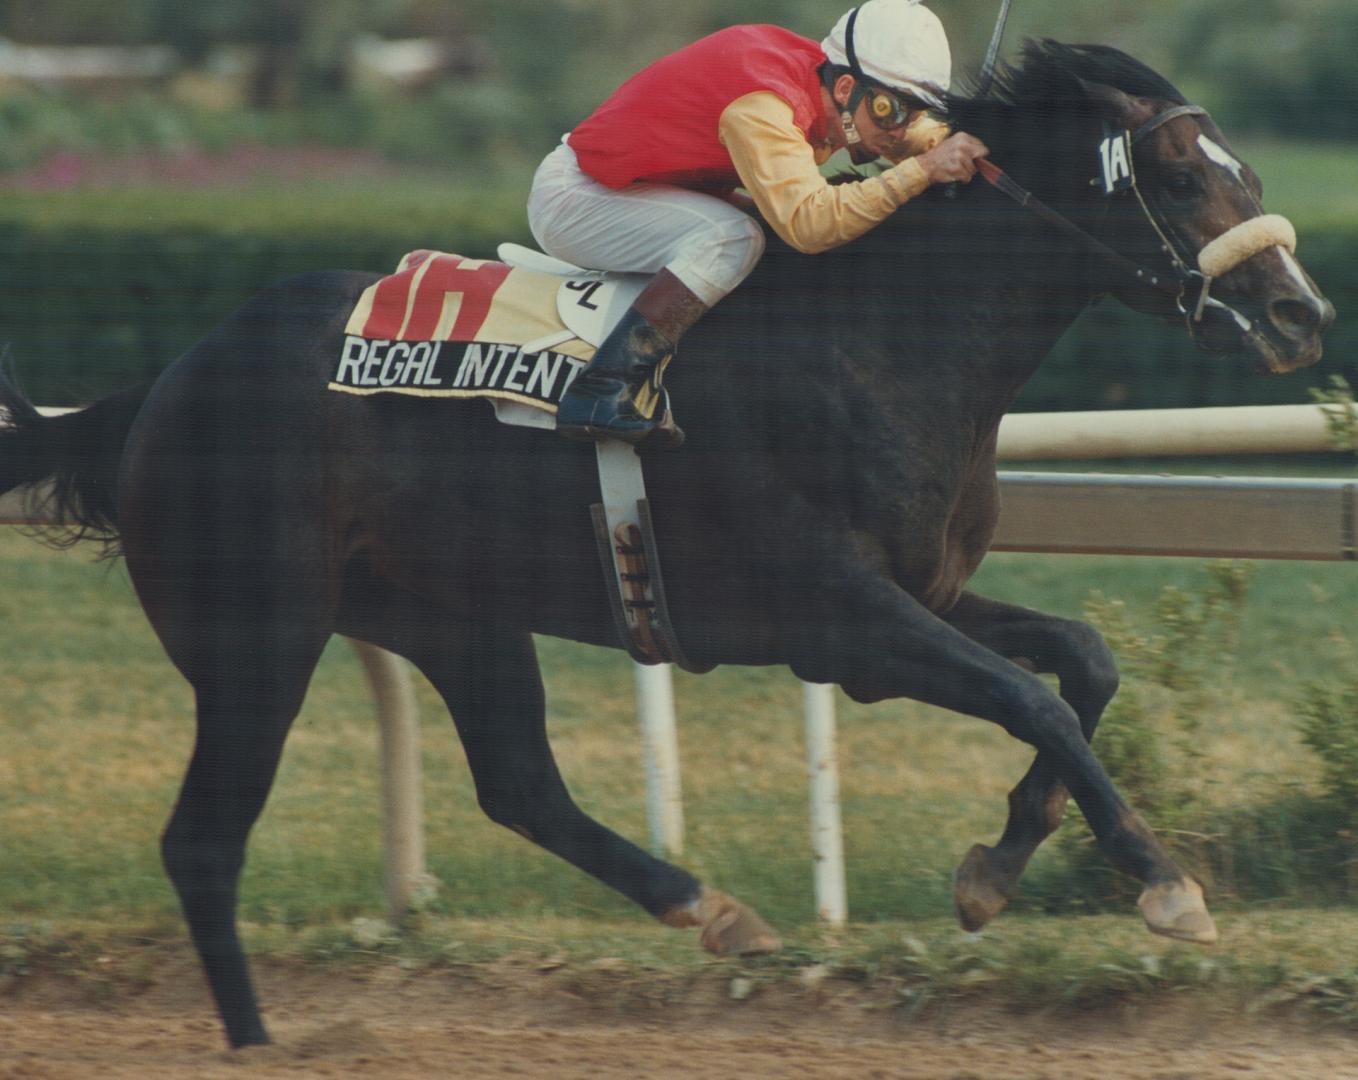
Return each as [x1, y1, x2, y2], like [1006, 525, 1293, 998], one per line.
[953, 843, 1014, 932]
[1138, 879, 1218, 945]
[661, 887, 782, 956]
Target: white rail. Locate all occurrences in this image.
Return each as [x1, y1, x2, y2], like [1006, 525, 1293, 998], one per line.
[996, 403, 1341, 460]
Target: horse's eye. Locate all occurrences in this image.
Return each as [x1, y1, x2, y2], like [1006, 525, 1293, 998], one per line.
[1163, 171, 1200, 199]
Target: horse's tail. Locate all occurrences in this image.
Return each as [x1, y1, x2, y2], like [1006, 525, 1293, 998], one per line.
[0, 358, 153, 556]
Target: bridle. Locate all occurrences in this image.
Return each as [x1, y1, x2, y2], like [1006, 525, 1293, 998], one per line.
[1122, 105, 1214, 315]
[976, 103, 1295, 345]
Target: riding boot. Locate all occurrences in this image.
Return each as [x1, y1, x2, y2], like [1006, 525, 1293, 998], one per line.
[555, 270, 708, 447]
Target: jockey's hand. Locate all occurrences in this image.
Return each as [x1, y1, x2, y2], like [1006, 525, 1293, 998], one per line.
[917, 133, 990, 185]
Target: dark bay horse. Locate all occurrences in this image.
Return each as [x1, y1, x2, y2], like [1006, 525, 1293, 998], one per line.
[0, 42, 1333, 1047]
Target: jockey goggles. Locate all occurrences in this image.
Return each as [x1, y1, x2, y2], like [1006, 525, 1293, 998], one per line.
[826, 67, 921, 130]
[859, 83, 917, 129]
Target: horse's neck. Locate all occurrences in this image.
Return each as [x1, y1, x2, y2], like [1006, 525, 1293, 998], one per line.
[882, 181, 1100, 379]
[894, 246, 1096, 429]
[717, 186, 1101, 439]
[961, 278, 1093, 406]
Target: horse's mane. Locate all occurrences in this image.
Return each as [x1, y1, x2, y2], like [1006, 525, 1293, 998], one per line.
[940, 39, 1189, 171]
[957, 39, 1187, 114]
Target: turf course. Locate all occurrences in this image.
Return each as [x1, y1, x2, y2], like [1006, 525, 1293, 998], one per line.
[2, 530, 1355, 919]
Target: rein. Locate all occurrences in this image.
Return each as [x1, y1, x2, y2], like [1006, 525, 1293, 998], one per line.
[975, 103, 1283, 340]
[975, 157, 1185, 299]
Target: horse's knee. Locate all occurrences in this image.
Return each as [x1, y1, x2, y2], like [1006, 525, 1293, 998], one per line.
[1069, 621, 1119, 699]
[161, 831, 246, 898]
[160, 831, 193, 884]
[476, 791, 524, 831]
[476, 782, 570, 839]
[160, 774, 272, 893]
[1051, 620, 1119, 732]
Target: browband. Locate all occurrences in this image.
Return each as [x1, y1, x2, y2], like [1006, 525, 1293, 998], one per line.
[1131, 104, 1208, 144]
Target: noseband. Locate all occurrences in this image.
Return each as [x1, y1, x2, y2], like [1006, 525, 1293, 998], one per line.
[979, 103, 1298, 342]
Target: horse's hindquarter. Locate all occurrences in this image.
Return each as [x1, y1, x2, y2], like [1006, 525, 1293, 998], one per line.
[116, 272, 384, 669]
[116, 270, 627, 655]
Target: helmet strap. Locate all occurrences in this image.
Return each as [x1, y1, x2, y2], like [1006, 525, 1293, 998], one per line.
[836, 8, 872, 144]
[824, 57, 869, 147]
[841, 81, 869, 145]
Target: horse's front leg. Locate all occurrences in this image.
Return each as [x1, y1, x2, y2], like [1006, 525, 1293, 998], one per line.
[795, 574, 1216, 945]
[938, 590, 1120, 933]
[336, 574, 781, 958]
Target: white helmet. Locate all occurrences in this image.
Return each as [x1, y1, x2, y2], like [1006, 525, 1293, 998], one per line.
[822, 0, 952, 111]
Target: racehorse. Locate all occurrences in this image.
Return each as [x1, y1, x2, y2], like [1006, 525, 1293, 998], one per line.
[0, 41, 1332, 1048]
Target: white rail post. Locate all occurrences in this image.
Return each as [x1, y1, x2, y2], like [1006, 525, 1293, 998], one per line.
[634, 660, 684, 856]
[803, 680, 847, 925]
[348, 639, 436, 922]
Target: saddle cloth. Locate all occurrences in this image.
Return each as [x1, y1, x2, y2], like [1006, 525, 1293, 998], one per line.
[329, 247, 645, 418]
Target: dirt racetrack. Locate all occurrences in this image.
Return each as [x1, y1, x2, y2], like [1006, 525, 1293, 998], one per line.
[3, 950, 1358, 1079]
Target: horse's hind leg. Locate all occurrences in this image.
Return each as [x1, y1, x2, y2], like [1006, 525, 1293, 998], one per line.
[163, 674, 318, 1047]
[940, 590, 1210, 940]
[130, 554, 336, 1048]
[338, 582, 779, 955]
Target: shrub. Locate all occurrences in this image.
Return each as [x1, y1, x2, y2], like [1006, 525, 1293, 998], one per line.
[1174, 0, 1358, 141]
[1311, 375, 1358, 455]
[1024, 563, 1358, 911]
[1023, 562, 1254, 909]
[1293, 679, 1358, 894]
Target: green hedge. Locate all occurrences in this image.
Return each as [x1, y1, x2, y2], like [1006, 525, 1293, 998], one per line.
[0, 189, 1353, 409]
[0, 187, 532, 404]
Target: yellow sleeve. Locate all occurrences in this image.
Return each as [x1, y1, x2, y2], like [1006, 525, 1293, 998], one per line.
[718, 91, 932, 255]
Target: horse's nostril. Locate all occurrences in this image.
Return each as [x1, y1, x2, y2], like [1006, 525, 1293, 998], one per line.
[1269, 297, 1334, 340]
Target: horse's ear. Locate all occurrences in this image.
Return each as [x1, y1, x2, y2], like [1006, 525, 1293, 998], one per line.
[1077, 77, 1154, 130]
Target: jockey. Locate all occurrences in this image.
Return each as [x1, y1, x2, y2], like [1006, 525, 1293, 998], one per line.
[529, 0, 990, 446]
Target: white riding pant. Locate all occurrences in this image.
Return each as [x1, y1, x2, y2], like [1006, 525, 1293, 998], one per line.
[526, 141, 765, 308]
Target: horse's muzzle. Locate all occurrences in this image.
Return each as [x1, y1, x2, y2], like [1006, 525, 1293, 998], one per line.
[1197, 217, 1334, 373]
[1255, 275, 1334, 373]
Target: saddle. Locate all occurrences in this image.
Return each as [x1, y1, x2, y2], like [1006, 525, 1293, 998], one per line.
[330, 245, 645, 426]
[332, 246, 701, 672]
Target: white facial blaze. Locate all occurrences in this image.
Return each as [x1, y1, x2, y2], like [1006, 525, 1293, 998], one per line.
[1197, 134, 1246, 187]
[1278, 246, 1326, 310]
